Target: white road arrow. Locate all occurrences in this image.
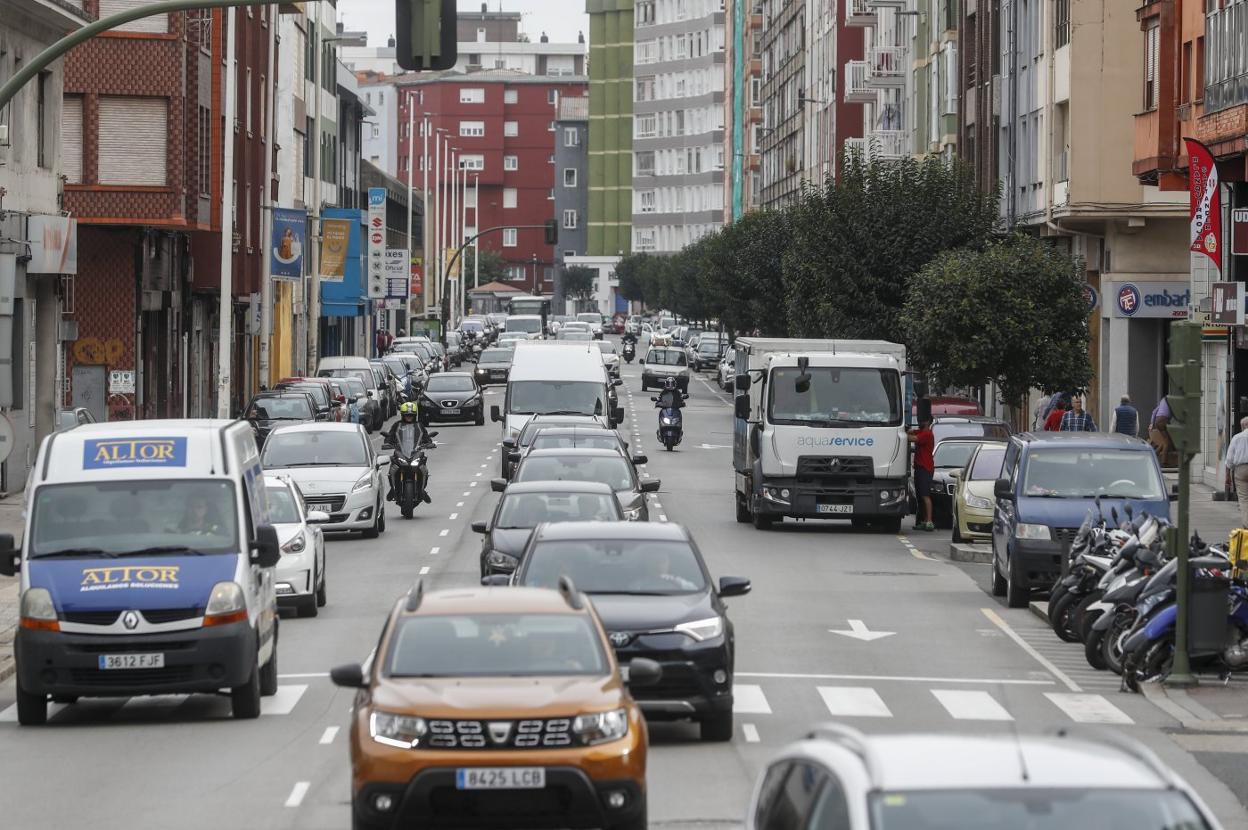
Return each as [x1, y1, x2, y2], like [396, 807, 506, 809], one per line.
[698, 443, 730, 449]
[829, 619, 896, 642]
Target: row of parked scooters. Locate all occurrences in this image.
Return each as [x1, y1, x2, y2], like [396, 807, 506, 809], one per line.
[1048, 500, 1248, 689]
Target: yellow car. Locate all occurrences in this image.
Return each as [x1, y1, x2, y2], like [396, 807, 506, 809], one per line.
[951, 442, 1008, 543]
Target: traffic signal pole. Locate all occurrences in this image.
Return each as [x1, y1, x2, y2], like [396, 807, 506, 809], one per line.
[1165, 320, 1203, 687]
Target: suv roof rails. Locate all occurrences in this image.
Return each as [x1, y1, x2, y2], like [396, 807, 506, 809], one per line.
[805, 723, 881, 787]
[404, 579, 424, 613]
[1051, 726, 1177, 786]
[557, 576, 584, 610]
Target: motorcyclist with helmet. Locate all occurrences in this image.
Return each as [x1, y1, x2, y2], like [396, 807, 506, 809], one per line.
[384, 401, 433, 504]
[654, 377, 688, 410]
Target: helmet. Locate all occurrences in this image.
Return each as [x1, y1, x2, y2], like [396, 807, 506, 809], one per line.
[662, 377, 677, 390]
[399, 401, 418, 419]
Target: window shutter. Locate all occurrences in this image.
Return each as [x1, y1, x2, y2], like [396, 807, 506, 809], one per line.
[98, 97, 168, 185]
[62, 96, 83, 184]
[99, 0, 168, 33]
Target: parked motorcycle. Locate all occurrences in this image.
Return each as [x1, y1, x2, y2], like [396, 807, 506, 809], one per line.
[384, 423, 438, 519]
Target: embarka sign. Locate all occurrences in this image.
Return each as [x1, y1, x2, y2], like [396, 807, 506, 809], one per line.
[1184, 137, 1221, 274]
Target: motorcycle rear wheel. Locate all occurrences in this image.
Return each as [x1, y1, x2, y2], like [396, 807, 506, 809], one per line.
[1103, 613, 1135, 676]
[1084, 627, 1109, 670]
[1048, 590, 1084, 643]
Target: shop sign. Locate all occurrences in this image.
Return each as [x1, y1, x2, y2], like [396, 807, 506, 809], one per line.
[1109, 281, 1190, 319]
[1233, 208, 1248, 256]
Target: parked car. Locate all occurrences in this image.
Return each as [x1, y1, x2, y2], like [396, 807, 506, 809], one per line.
[337, 375, 379, 429]
[317, 357, 385, 431]
[717, 353, 736, 391]
[265, 474, 328, 617]
[243, 390, 318, 448]
[54, 407, 96, 431]
[931, 414, 1011, 443]
[952, 441, 1007, 543]
[595, 340, 621, 377]
[274, 377, 338, 421]
[639, 346, 691, 393]
[912, 395, 983, 416]
[504, 448, 660, 521]
[929, 437, 1004, 529]
[691, 337, 727, 372]
[419, 371, 486, 426]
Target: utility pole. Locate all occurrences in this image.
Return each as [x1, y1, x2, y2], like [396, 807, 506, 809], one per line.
[406, 100, 415, 329]
[1165, 320, 1204, 686]
[473, 173, 480, 290]
[216, 5, 238, 418]
[305, 5, 322, 371]
[433, 129, 442, 325]
[421, 112, 429, 318]
[258, 3, 277, 389]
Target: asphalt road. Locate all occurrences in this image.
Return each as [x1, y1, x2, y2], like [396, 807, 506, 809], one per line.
[0, 344, 1246, 830]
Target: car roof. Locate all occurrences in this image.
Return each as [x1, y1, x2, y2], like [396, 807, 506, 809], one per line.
[524, 415, 609, 429]
[502, 480, 617, 495]
[410, 585, 588, 616]
[935, 436, 1005, 445]
[427, 371, 475, 380]
[266, 422, 367, 435]
[1013, 431, 1150, 449]
[932, 415, 1007, 424]
[253, 390, 313, 398]
[532, 520, 690, 542]
[524, 448, 626, 459]
[530, 427, 622, 438]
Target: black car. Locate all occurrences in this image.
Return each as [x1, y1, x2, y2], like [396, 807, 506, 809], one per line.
[929, 437, 1004, 528]
[472, 481, 624, 577]
[508, 521, 750, 742]
[525, 426, 639, 459]
[419, 372, 485, 426]
[244, 390, 318, 448]
[474, 346, 514, 386]
[501, 414, 611, 479]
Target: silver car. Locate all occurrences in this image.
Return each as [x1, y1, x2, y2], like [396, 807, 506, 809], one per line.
[261, 422, 387, 537]
[640, 346, 691, 392]
[505, 447, 660, 521]
[264, 475, 328, 617]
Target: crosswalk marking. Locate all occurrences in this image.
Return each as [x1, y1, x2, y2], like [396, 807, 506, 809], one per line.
[1044, 693, 1134, 724]
[818, 686, 893, 718]
[733, 684, 772, 714]
[931, 689, 1013, 721]
[261, 684, 308, 716]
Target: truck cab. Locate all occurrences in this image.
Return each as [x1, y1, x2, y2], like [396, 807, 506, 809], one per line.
[732, 339, 910, 531]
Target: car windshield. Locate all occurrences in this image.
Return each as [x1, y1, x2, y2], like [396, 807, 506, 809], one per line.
[265, 486, 302, 524]
[462, 321, 484, 332]
[516, 455, 634, 490]
[382, 359, 411, 376]
[969, 447, 1006, 480]
[262, 430, 368, 467]
[426, 375, 476, 393]
[530, 433, 621, 452]
[248, 396, 313, 420]
[507, 317, 542, 333]
[480, 349, 511, 363]
[497, 492, 621, 527]
[769, 367, 902, 426]
[30, 480, 239, 557]
[523, 539, 707, 594]
[933, 441, 981, 469]
[386, 613, 608, 677]
[698, 342, 722, 354]
[1022, 449, 1166, 499]
[578, 314, 601, 324]
[932, 421, 1011, 442]
[648, 349, 686, 366]
[508, 381, 607, 416]
[341, 377, 367, 397]
[595, 341, 618, 354]
[868, 788, 1212, 830]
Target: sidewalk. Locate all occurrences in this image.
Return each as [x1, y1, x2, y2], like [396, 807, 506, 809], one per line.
[0, 496, 25, 684]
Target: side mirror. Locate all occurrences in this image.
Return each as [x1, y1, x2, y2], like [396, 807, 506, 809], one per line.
[426, 431, 439, 439]
[0, 533, 18, 576]
[329, 663, 366, 689]
[612, 406, 625, 423]
[480, 574, 511, 586]
[993, 478, 1014, 500]
[366, 390, 374, 397]
[491, 477, 508, 492]
[631, 454, 648, 466]
[251, 524, 281, 568]
[491, 405, 502, 423]
[640, 479, 661, 493]
[625, 657, 662, 688]
[612, 378, 623, 387]
[735, 373, 751, 392]
[471, 520, 489, 533]
[307, 510, 331, 524]
[719, 575, 752, 597]
[734, 396, 751, 421]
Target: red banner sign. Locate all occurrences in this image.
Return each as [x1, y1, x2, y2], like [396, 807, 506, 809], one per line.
[410, 255, 423, 296]
[1184, 137, 1222, 273]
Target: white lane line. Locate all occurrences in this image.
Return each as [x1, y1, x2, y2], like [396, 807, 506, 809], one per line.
[475, 472, 483, 477]
[818, 686, 893, 718]
[285, 781, 311, 807]
[653, 502, 663, 508]
[659, 514, 668, 522]
[278, 672, 329, 679]
[439, 528, 450, 537]
[419, 566, 431, 575]
[981, 608, 1081, 692]
[1044, 693, 1134, 724]
[738, 671, 1053, 686]
[449, 513, 459, 520]
[457, 501, 465, 507]
[932, 689, 1013, 721]
[470, 482, 478, 487]
[742, 723, 761, 743]
[319, 726, 340, 745]
[261, 684, 308, 716]
[479, 464, 488, 468]
[430, 547, 441, 554]
[733, 684, 773, 714]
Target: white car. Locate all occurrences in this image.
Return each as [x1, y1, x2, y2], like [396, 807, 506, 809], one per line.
[717, 353, 736, 390]
[747, 725, 1223, 830]
[265, 475, 328, 617]
[577, 312, 605, 339]
[595, 339, 621, 377]
[261, 422, 387, 537]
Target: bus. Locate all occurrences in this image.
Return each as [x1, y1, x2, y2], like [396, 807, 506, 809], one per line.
[508, 294, 551, 333]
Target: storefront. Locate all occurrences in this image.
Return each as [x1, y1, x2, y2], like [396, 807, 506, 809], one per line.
[1100, 279, 1191, 436]
[319, 208, 368, 358]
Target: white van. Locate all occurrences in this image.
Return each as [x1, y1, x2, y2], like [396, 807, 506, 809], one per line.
[490, 341, 624, 438]
[505, 315, 545, 339]
[316, 356, 384, 431]
[0, 420, 282, 725]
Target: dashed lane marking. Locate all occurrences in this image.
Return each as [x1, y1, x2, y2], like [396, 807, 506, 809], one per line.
[733, 684, 772, 714]
[449, 513, 459, 520]
[261, 684, 308, 716]
[439, 529, 450, 537]
[430, 546, 441, 554]
[819, 686, 893, 718]
[931, 689, 1013, 721]
[319, 726, 339, 745]
[1044, 693, 1134, 724]
[419, 566, 431, 575]
[285, 781, 311, 808]
[737, 670, 1053, 686]
[742, 723, 761, 743]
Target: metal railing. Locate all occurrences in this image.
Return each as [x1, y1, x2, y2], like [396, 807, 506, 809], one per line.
[868, 46, 906, 87]
[867, 130, 908, 159]
[846, 0, 876, 26]
[845, 60, 874, 102]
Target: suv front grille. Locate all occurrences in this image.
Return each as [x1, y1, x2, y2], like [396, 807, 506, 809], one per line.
[797, 455, 872, 477]
[61, 610, 120, 625]
[426, 717, 574, 750]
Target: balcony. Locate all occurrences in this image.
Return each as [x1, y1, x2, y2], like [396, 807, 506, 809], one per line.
[867, 130, 908, 159]
[846, 60, 874, 103]
[844, 137, 868, 159]
[867, 46, 906, 88]
[846, 0, 876, 27]
[865, 0, 911, 8]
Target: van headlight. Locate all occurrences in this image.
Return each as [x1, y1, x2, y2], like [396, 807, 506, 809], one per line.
[204, 581, 248, 626]
[573, 708, 628, 745]
[19, 588, 58, 631]
[674, 616, 724, 642]
[486, 551, 518, 569]
[370, 710, 428, 749]
[1015, 523, 1052, 540]
[352, 474, 374, 493]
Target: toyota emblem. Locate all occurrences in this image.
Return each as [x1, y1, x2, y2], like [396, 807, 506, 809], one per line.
[609, 631, 632, 648]
[121, 610, 140, 630]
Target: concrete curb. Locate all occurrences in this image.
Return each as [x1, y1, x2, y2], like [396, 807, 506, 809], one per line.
[1029, 600, 1050, 624]
[1140, 682, 1248, 732]
[948, 543, 991, 563]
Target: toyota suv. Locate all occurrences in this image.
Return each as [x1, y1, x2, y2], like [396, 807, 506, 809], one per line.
[332, 581, 659, 830]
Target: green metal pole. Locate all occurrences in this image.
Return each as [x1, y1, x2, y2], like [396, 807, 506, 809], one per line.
[1168, 450, 1196, 685]
[0, 0, 273, 111]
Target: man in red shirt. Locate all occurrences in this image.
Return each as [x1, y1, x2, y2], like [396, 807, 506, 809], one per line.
[1044, 398, 1068, 431]
[909, 417, 935, 531]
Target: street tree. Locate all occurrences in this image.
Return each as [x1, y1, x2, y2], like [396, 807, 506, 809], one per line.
[460, 248, 508, 285]
[562, 266, 596, 301]
[899, 234, 1093, 409]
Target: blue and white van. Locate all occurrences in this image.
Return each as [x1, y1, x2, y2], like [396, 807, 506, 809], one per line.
[0, 420, 282, 725]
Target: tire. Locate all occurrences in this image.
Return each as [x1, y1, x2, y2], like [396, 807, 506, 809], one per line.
[1006, 549, 1029, 609]
[752, 507, 774, 530]
[363, 499, 382, 539]
[1084, 626, 1109, 670]
[735, 493, 751, 524]
[700, 709, 734, 742]
[231, 663, 262, 719]
[951, 509, 964, 543]
[1048, 590, 1083, 642]
[990, 545, 1007, 597]
[401, 480, 416, 519]
[1073, 593, 1105, 643]
[1104, 613, 1136, 676]
[876, 517, 903, 534]
[352, 805, 388, 830]
[260, 633, 279, 697]
[475, 409, 485, 426]
[315, 567, 327, 608]
[298, 594, 319, 618]
[15, 680, 48, 726]
[665, 440, 674, 452]
[1048, 582, 1070, 618]
[1128, 637, 1174, 692]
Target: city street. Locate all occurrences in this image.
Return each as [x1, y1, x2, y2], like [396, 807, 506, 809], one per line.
[1, 350, 1246, 830]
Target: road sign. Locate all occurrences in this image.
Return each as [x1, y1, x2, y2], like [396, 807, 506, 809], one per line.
[367, 188, 386, 299]
[108, 369, 135, 394]
[1211, 281, 1244, 326]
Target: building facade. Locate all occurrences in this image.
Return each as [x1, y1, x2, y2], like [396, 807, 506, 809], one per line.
[908, 0, 958, 160]
[554, 95, 590, 312]
[360, 78, 398, 176]
[758, 0, 806, 206]
[724, 0, 764, 220]
[586, 0, 634, 256]
[804, 0, 865, 182]
[956, 0, 999, 192]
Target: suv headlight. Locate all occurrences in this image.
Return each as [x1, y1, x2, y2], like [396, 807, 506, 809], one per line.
[965, 494, 993, 510]
[674, 616, 724, 642]
[204, 581, 247, 626]
[572, 708, 628, 745]
[352, 474, 374, 493]
[282, 533, 307, 553]
[1015, 523, 1052, 541]
[370, 710, 428, 749]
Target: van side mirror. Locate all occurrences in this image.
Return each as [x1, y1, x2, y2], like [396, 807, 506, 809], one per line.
[993, 478, 1013, 500]
[718, 575, 752, 597]
[0, 533, 18, 576]
[612, 406, 625, 424]
[734, 396, 751, 421]
[251, 524, 281, 568]
[735, 373, 750, 392]
[480, 574, 511, 586]
[329, 663, 366, 689]
[491, 405, 502, 423]
[502, 438, 516, 449]
[641, 479, 661, 493]
[631, 454, 648, 466]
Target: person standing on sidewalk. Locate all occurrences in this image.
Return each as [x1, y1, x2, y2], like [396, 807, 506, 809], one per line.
[1060, 396, 1097, 431]
[909, 417, 936, 532]
[1224, 417, 1248, 527]
[1109, 395, 1139, 437]
[1044, 398, 1068, 431]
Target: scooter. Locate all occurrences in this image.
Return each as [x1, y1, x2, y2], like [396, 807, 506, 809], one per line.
[652, 393, 686, 451]
[385, 424, 438, 519]
[622, 340, 636, 364]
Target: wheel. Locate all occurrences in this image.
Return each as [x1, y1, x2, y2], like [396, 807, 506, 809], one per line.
[640, 380, 647, 392]
[665, 440, 674, 452]
[875, 517, 902, 534]
[363, 500, 382, 539]
[298, 594, 319, 617]
[15, 680, 48, 726]
[1084, 626, 1109, 670]
[1048, 590, 1083, 642]
[1104, 613, 1136, 675]
[1005, 549, 1029, 608]
[475, 409, 485, 426]
[1048, 582, 1070, 618]
[700, 709, 734, 742]
[752, 506, 774, 530]
[735, 493, 751, 524]
[315, 567, 327, 608]
[231, 663, 262, 719]
[260, 634, 279, 696]
[990, 544, 1008, 597]
[378, 505, 386, 532]
[352, 803, 388, 830]
[1128, 636, 1174, 692]
[1071, 593, 1104, 643]
[401, 480, 416, 519]
[951, 509, 964, 542]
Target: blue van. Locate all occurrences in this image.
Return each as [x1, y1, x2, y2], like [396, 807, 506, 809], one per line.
[991, 432, 1171, 608]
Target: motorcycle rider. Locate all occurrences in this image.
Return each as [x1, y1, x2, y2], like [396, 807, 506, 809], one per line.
[654, 377, 688, 410]
[384, 402, 433, 504]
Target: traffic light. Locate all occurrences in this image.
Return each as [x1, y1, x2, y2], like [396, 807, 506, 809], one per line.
[544, 219, 558, 245]
[1165, 321, 1203, 456]
[395, 0, 457, 71]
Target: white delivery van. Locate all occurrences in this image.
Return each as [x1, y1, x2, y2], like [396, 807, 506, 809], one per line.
[491, 341, 625, 439]
[0, 420, 282, 725]
[505, 315, 545, 340]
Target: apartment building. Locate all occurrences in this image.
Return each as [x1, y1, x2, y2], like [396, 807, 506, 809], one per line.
[586, 0, 634, 256]
[908, 0, 958, 159]
[554, 96, 591, 311]
[360, 78, 398, 176]
[956, 0, 999, 192]
[724, 0, 765, 220]
[804, 0, 865, 181]
[758, 0, 806, 206]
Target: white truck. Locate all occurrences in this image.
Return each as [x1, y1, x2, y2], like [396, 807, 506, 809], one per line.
[732, 338, 911, 531]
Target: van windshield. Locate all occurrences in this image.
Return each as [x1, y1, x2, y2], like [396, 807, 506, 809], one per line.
[30, 480, 239, 557]
[1022, 449, 1165, 499]
[508, 381, 606, 416]
[768, 367, 902, 427]
[507, 317, 542, 334]
[647, 349, 686, 366]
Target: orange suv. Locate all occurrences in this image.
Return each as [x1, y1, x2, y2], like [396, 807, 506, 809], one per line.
[331, 579, 660, 830]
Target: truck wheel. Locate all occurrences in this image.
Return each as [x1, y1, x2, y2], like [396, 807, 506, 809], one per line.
[876, 517, 902, 534]
[15, 680, 48, 726]
[752, 507, 773, 530]
[735, 494, 750, 523]
[231, 663, 262, 719]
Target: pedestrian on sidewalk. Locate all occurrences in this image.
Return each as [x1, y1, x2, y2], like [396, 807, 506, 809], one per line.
[909, 417, 936, 531]
[1060, 396, 1097, 431]
[1224, 417, 1248, 527]
[375, 328, 392, 358]
[1044, 398, 1068, 431]
[1150, 395, 1176, 465]
[1033, 393, 1052, 431]
[1109, 394, 1139, 437]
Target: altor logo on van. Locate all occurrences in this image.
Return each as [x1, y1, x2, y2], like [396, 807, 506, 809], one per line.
[80, 565, 180, 592]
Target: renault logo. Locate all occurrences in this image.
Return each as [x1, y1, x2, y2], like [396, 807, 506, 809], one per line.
[609, 631, 632, 648]
[121, 610, 140, 630]
[487, 721, 513, 744]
